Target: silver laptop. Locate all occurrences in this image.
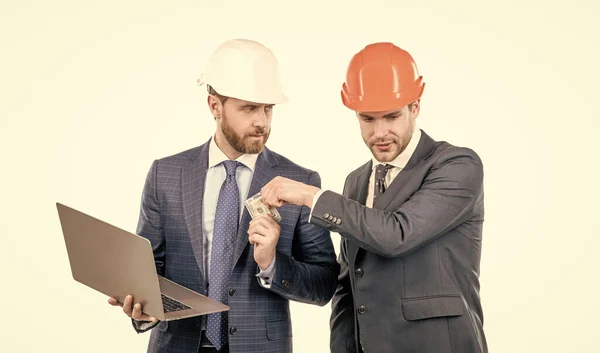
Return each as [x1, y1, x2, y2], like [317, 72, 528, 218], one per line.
[56, 202, 229, 321]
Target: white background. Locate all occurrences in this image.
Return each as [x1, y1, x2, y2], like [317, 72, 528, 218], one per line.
[1, 1, 598, 352]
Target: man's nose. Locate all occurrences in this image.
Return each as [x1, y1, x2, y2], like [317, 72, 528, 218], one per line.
[253, 109, 268, 127]
[373, 120, 389, 138]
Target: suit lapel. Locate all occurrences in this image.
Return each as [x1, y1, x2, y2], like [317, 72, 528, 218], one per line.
[354, 161, 372, 206]
[347, 161, 372, 265]
[181, 141, 210, 280]
[231, 147, 279, 270]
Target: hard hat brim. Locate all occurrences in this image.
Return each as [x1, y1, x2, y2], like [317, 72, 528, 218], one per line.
[341, 82, 425, 112]
[198, 74, 288, 105]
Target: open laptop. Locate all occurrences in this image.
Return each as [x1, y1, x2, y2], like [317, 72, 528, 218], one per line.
[56, 202, 229, 321]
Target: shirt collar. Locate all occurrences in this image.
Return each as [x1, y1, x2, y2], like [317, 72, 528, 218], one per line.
[208, 135, 259, 172]
[372, 125, 422, 170]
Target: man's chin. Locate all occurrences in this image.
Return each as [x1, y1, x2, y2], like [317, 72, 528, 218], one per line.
[371, 150, 397, 163]
[243, 141, 265, 154]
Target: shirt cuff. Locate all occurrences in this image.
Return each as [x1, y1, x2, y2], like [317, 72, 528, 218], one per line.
[255, 253, 276, 288]
[132, 318, 159, 333]
[308, 189, 326, 222]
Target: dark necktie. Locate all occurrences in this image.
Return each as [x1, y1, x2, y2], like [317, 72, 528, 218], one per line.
[206, 160, 241, 350]
[373, 163, 394, 202]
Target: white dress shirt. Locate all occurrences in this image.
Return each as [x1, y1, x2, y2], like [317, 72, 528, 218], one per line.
[310, 125, 421, 213]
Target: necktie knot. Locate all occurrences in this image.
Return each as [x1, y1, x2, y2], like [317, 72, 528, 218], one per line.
[222, 160, 240, 177]
[375, 163, 394, 179]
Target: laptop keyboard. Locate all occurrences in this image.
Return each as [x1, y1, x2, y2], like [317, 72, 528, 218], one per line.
[161, 294, 192, 313]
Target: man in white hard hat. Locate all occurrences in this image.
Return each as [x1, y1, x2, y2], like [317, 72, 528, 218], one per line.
[107, 39, 339, 353]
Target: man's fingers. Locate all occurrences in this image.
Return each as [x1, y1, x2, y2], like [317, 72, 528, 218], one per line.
[261, 181, 273, 197]
[132, 303, 157, 322]
[261, 184, 277, 206]
[249, 214, 278, 230]
[248, 218, 269, 232]
[109, 295, 157, 322]
[123, 295, 133, 316]
[264, 193, 284, 207]
[257, 213, 278, 227]
[249, 233, 270, 246]
[108, 297, 121, 307]
[248, 223, 270, 238]
[132, 303, 144, 320]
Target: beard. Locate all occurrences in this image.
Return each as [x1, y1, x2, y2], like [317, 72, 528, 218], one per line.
[368, 138, 404, 162]
[365, 118, 415, 163]
[221, 113, 270, 154]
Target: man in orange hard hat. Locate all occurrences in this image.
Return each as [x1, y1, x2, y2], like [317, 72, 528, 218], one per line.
[260, 42, 488, 353]
[107, 39, 339, 353]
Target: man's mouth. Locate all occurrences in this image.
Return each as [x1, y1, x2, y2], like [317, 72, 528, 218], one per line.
[374, 142, 393, 151]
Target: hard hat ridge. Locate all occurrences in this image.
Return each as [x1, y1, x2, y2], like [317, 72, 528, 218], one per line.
[341, 42, 424, 112]
[198, 38, 288, 104]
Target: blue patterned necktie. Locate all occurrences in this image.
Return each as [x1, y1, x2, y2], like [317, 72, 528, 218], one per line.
[206, 160, 241, 350]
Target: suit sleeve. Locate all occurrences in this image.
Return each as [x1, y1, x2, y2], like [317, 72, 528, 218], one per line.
[131, 159, 165, 333]
[330, 238, 358, 353]
[264, 171, 340, 306]
[310, 148, 484, 258]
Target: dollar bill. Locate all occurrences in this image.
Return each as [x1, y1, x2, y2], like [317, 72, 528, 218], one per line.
[244, 192, 282, 223]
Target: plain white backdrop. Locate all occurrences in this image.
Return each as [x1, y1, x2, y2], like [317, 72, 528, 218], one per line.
[1, 1, 598, 352]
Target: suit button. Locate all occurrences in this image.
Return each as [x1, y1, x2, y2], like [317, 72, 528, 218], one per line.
[228, 288, 236, 296]
[323, 213, 330, 218]
[358, 305, 366, 314]
[229, 326, 237, 335]
[336, 219, 342, 225]
[354, 268, 363, 277]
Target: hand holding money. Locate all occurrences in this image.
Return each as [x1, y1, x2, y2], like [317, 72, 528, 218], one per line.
[260, 176, 321, 208]
[246, 192, 282, 270]
[244, 192, 282, 223]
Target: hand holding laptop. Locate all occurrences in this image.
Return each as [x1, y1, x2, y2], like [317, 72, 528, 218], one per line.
[108, 294, 158, 324]
[56, 203, 230, 324]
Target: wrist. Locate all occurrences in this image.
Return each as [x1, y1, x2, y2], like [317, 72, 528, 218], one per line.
[258, 254, 275, 271]
[303, 186, 320, 208]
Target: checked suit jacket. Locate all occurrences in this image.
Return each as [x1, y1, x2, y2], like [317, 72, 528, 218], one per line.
[133, 138, 339, 353]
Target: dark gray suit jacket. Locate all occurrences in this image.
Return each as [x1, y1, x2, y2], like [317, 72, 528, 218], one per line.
[311, 130, 487, 353]
[134, 139, 339, 353]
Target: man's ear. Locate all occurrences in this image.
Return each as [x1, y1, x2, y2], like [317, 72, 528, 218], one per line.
[207, 94, 222, 119]
[410, 99, 421, 118]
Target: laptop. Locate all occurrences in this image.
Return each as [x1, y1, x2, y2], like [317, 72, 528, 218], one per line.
[56, 202, 229, 321]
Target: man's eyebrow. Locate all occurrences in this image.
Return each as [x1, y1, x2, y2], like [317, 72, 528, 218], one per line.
[383, 111, 401, 118]
[358, 110, 401, 119]
[239, 103, 275, 108]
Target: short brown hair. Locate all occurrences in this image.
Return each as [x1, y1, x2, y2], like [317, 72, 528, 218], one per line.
[207, 85, 228, 104]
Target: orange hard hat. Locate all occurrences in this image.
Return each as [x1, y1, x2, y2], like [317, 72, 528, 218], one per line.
[341, 42, 425, 112]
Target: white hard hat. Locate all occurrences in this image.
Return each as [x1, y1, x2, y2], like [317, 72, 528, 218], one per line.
[197, 39, 288, 104]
